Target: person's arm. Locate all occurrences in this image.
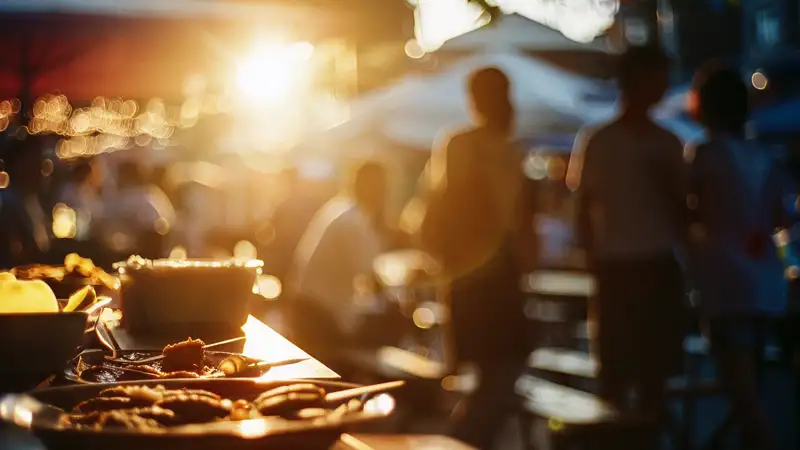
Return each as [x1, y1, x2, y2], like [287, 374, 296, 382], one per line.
[513, 158, 538, 272]
[770, 156, 798, 230]
[568, 129, 593, 256]
[663, 134, 690, 247]
[418, 133, 468, 257]
[685, 143, 704, 241]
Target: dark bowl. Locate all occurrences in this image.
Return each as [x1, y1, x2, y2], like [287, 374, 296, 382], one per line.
[0, 312, 88, 392]
[2, 378, 396, 450]
[114, 259, 262, 333]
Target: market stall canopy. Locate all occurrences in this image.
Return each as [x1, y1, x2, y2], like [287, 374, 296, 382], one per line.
[315, 60, 704, 151]
[0, 0, 407, 100]
[318, 50, 611, 149]
[440, 14, 611, 52]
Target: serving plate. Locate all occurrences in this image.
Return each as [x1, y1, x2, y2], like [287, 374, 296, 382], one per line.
[1, 378, 396, 450]
[64, 350, 273, 383]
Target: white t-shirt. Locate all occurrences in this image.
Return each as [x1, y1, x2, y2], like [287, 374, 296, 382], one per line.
[290, 197, 383, 331]
[567, 118, 685, 260]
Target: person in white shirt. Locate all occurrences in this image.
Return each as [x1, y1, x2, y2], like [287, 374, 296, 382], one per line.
[686, 64, 795, 450]
[567, 46, 686, 445]
[288, 161, 387, 362]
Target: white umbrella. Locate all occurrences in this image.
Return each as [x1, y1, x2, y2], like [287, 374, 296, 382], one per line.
[354, 50, 605, 148]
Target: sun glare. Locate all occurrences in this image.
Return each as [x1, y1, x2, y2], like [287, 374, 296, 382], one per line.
[236, 41, 314, 104]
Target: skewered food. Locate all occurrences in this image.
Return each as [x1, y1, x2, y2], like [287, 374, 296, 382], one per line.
[161, 338, 205, 372]
[76, 338, 217, 382]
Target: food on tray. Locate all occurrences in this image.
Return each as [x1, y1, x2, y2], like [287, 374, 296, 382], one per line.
[12, 253, 120, 294]
[0, 274, 59, 313]
[59, 383, 361, 430]
[75, 338, 250, 382]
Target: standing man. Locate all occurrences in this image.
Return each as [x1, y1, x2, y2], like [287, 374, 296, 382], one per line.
[567, 45, 686, 442]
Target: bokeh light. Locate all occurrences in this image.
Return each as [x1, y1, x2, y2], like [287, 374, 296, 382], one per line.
[751, 71, 768, 90]
[52, 203, 78, 239]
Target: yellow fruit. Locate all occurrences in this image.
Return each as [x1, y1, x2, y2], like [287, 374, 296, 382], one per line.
[0, 279, 59, 313]
[0, 272, 15, 283]
[63, 285, 96, 312]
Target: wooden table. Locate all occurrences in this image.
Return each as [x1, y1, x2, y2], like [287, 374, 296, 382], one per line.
[105, 314, 339, 380]
[0, 428, 475, 450]
[334, 434, 475, 450]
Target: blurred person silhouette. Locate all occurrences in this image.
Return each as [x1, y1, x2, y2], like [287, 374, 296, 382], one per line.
[0, 140, 49, 267]
[536, 188, 574, 267]
[106, 161, 175, 258]
[566, 45, 686, 443]
[685, 63, 796, 450]
[416, 67, 535, 449]
[261, 167, 304, 281]
[287, 161, 388, 366]
[58, 159, 103, 242]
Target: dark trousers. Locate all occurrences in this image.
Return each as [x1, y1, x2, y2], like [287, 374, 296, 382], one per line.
[448, 246, 529, 449]
[591, 254, 686, 448]
[452, 360, 526, 450]
[705, 317, 777, 450]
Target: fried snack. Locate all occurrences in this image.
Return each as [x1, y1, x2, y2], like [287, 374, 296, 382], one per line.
[97, 410, 162, 430]
[162, 338, 205, 373]
[98, 385, 164, 406]
[228, 399, 257, 421]
[253, 383, 325, 404]
[255, 392, 324, 417]
[60, 411, 103, 427]
[74, 396, 132, 413]
[160, 371, 202, 379]
[156, 394, 232, 424]
[160, 388, 221, 401]
[62, 407, 175, 428]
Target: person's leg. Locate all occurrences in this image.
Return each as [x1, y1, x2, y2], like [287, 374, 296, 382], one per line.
[635, 256, 686, 447]
[451, 359, 525, 449]
[708, 318, 776, 450]
[592, 260, 633, 413]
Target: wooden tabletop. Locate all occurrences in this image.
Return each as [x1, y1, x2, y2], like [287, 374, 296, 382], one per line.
[334, 434, 476, 450]
[106, 314, 340, 380]
[0, 429, 475, 450]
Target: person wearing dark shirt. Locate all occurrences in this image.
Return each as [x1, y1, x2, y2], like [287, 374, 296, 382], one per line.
[0, 142, 49, 267]
[567, 46, 686, 446]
